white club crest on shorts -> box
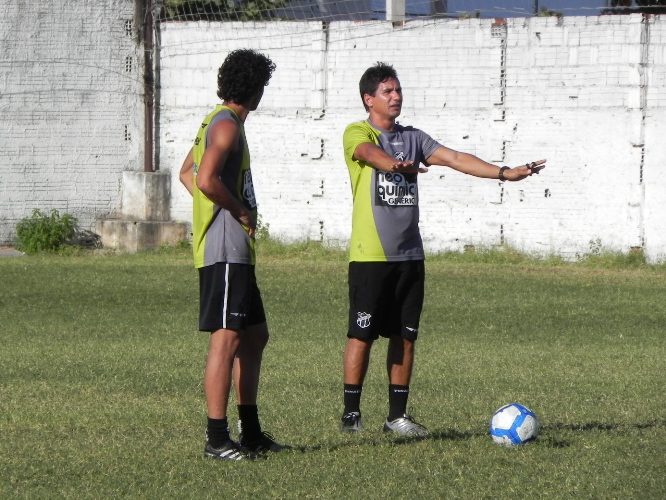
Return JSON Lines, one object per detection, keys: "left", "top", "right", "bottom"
{"left": 356, "top": 311, "right": 372, "bottom": 329}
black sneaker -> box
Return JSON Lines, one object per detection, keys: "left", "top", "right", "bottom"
{"left": 204, "top": 437, "right": 245, "bottom": 461}
{"left": 240, "top": 431, "right": 289, "bottom": 454}
{"left": 340, "top": 411, "right": 362, "bottom": 433}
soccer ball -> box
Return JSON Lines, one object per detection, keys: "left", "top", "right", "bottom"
{"left": 489, "top": 403, "right": 539, "bottom": 446}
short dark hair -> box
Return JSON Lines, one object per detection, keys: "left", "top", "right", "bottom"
{"left": 217, "top": 49, "right": 276, "bottom": 104}
{"left": 359, "top": 62, "right": 398, "bottom": 111}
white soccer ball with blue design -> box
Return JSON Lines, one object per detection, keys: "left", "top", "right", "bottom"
{"left": 489, "top": 403, "right": 539, "bottom": 446}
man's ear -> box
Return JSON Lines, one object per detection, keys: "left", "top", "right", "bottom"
{"left": 363, "top": 92, "right": 373, "bottom": 109}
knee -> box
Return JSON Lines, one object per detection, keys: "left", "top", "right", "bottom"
{"left": 346, "top": 337, "right": 373, "bottom": 356}
{"left": 210, "top": 328, "right": 241, "bottom": 355}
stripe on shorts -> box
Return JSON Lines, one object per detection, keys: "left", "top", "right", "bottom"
{"left": 222, "top": 263, "right": 230, "bottom": 329}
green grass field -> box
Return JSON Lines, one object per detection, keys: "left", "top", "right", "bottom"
{"left": 1, "top": 244, "right": 665, "bottom": 498}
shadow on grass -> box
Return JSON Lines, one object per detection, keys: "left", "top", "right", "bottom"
{"left": 287, "top": 428, "right": 484, "bottom": 454}
{"left": 544, "top": 419, "right": 665, "bottom": 432}
{"left": 285, "top": 419, "right": 666, "bottom": 454}
{"left": 538, "top": 418, "right": 666, "bottom": 448}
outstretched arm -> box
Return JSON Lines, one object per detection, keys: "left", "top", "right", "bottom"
{"left": 426, "top": 146, "right": 545, "bottom": 181}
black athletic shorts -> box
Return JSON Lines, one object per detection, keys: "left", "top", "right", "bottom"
{"left": 347, "top": 260, "right": 425, "bottom": 342}
{"left": 198, "top": 262, "right": 266, "bottom": 332}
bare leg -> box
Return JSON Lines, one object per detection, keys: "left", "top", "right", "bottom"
{"left": 344, "top": 337, "right": 372, "bottom": 385}
{"left": 387, "top": 336, "right": 414, "bottom": 386}
{"left": 204, "top": 328, "right": 241, "bottom": 419}
{"left": 233, "top": 322, "right": 269, "bottom": 404}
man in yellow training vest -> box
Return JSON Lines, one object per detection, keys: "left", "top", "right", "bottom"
{"left": 340, "top": 62, "right": 546, "bottom": 436}
{"left": 180, "top": 49, "right": 285, "bottom": 460}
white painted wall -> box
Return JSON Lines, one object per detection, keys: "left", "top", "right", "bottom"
{"left": 161, "top": 14, "right": 666, "bottom": 262}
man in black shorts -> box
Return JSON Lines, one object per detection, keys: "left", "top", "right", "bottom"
{"left": 341, "top": 62, "right": 546, "bottom": 436}
{"left": 180, "top": 49, "right": 285, "bottom": 460}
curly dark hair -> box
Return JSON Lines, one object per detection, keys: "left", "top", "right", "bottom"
{"left": 359, "top": 62, "right": 398, "bottom": 111}
{"left": 217, "top": 49, "right": 276, "bottom": 104}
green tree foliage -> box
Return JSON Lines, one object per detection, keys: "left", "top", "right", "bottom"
{"left": 162, "top": 0, "right": 288, "bottom": 21}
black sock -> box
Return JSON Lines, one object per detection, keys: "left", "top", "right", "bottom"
{"left": 343, "top": 384, "right": 363, "bottom": 414}
{"left": 237, "top": 404, "right": 262, "bottom": 441}
{"left": 207, "top": 417, "right": 230, "bottom": 448}
{"left": 388, "top": 384, "right": 409, "bottom": 421}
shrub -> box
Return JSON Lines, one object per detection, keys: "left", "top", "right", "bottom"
{"left": 15, "top": 209, "right": 77, "bottom": 254}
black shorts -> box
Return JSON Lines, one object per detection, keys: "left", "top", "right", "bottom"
{"left": 198, "top": 262, "right": 266, "bottom": 332}
{"left": 347, "top": 260, "right": 425, "bottom": 342}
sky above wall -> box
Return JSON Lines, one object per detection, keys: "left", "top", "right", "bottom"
{"left": 367, "top": 0, "right": 613, "bottom": 18}
{"left": 271, "top": 1, "right": 621, "bottom": 21}
{"left": 447, "top": 0, "right": 607, "bottom": 17}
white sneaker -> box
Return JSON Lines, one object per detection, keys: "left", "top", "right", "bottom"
{"left": 383, "top": 414, "right": 429, "bottom": 437}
